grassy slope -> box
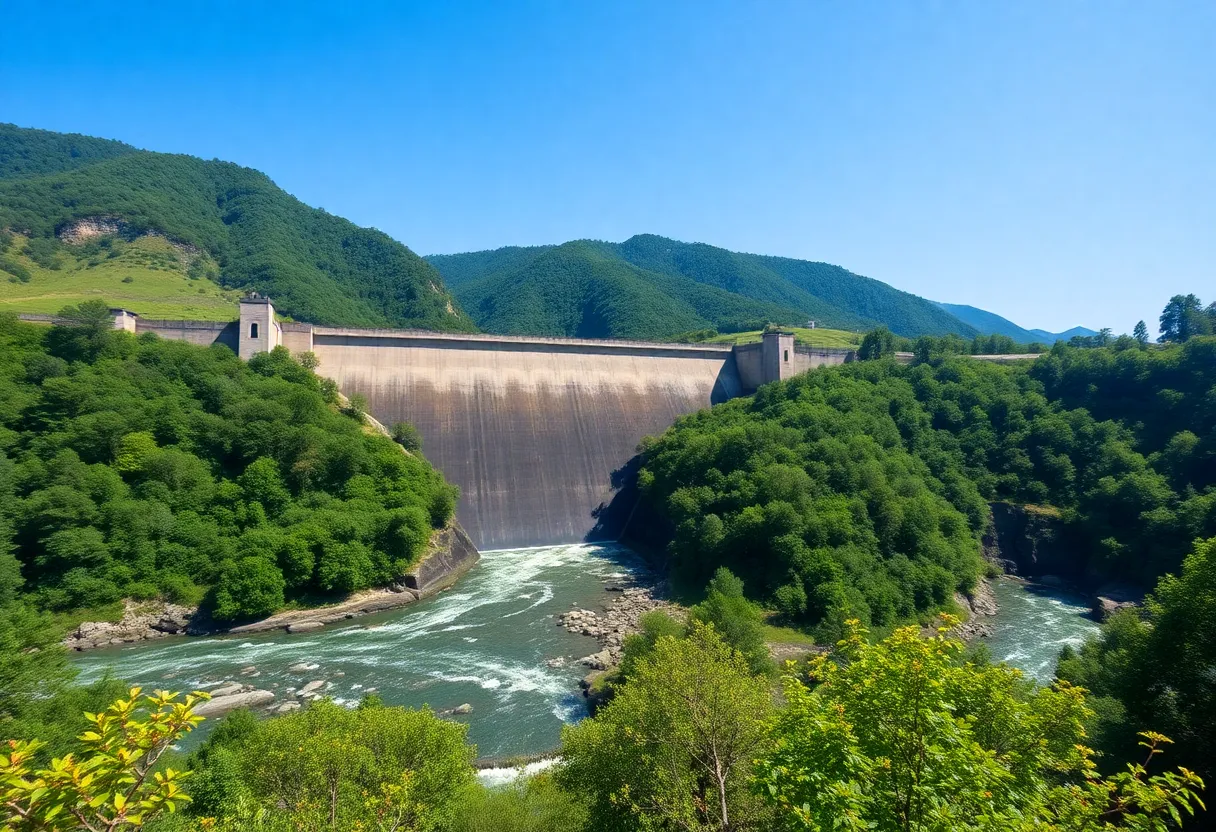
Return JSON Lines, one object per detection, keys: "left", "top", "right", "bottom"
{"left": 703, "top": 325, "right": 861, "bottom": 348}
{"left": 0, "top": 123, "right": 474, "bottom": 331}
{"left": 0, "top": 233, "right": 240, "bottom": 319}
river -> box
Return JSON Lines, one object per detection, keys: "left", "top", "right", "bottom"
{"left": 980, "top": 578, "right": 1101, "bottom": 683}
{"left": 72, "top": 548, "right": 1102, "bottom": 757}
{"left": 73, "top": 543, "right": 639, "bottom": 758}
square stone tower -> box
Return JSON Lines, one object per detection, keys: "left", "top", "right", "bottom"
{"left": 239, "top": 292, "right": 282, "bottom": 360}
{"left": 761, "top": 330, "right": 795, "bottom": 384}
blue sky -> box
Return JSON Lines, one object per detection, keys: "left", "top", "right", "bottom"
{"left": 1, "top": 1, "right": 1212, "bottom": 333}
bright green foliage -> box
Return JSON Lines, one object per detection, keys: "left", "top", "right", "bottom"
{"left": 858, "top": 326, "right": 896, "bottom": 359}
{"left": 639, "top": 341, "right": 1216, "bottom": 626}
{"left": 0, "top": 315, "right": 457, "bottom": 621}
{"left": 1059, "top": 538, "right": 1216, "bottom": 796}
{"left": 184, "top": 699, "right": 474, "bottom": 831}
{"left": 428, "top": 234, "right": 977, "bottom": 340}
{"left": 450, "top": 775, "right": 587, "bottom": 832}
{"left": 558, "top": 622, "right": 776, "bottom": 832}
{"left": 0, "top": 124, "right": 473, "bottom": 331}
{"left": 1158, "top": 294, "right": 1214, "bottom": 342}
{"left": 756, "top": 620, "right": 1204, "bottom": 831}
{"left": 616, "top": 610, "right": 687, "bottom": 684}
{"left": 689, "top": 568, "right": 772, "bottom": 676}
{"left": 1, "top": 687, "right": 204, "bottom": 831}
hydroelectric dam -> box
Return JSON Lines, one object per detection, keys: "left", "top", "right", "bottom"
{"left": 38, "top": 296, "right": 859, "bottom": 549}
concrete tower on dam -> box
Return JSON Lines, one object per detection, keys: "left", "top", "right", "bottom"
{"left": 37, "top": 298, "right": 856, "bottom": 550}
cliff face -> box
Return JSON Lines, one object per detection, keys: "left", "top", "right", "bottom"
{"left": 404, "top": 521, "right": 480, "bottom": 595}
{"left": 982, "top": 502, "right": 1080, "bottom": 581}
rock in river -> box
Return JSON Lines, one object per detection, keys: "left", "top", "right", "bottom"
{"left": 287, "top": 621, "right": 324, "bottom": 634}
{"left": 194, "top": 690, "right": 274, "bottom": 717}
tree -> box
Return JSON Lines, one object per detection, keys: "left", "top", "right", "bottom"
{"left": 1158, "top": 294, "right": 1210, "bottom": 342}
{"left": 558, "top": 622, "right": 775, "bottom": 832}
{"left": 210, "top": 557, "right": 286, "bottom": 621}
{"left": 756, "top": 618, "right": 1204, "bottom": 831}
{"left": 858, "top": 327, "right": 896, "bottom": 360}
{"left": 44, "top": 300, "right": 117, "bottom": 362}
{"left": 392, "top": 422, "right": 424, "bottom": 453}
{"left": 1, "top": 688, "right": 203, "bottom": 831}
{"left": 1132, "top": 320, "right": 1149, "bottom": 346}
{"left": 690, "top": 568, "right": 772, "bottom": 676}
{"left": 1059, "top": 537, "right": 1216, "bottom": 791}
{"left": 190, "top": 699, "right": 474, "bottom": 831}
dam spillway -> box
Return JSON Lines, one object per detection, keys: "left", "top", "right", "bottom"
{"left": 310, "top": 330, "right": 744, "bottom": 549}
{"left": 40, "top": 297, "right": 858, "bottom": 551}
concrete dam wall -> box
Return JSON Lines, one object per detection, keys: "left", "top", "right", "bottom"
{"left": 311, "top": 329, "right": 744, "bottom": 549}
{"left": 31, "top": 299, "right": 858, "bottom": 550}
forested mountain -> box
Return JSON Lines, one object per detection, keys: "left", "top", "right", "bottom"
{"left": 935, "top": 301, "right": 1096, "bottom": 343}
{"left": 429, "top": 234, "right": 978, "bottom": 340}
{"left": 0, "top": 123, "right": 474, "bottom": 331}
{"left": 443, "top": 240, "right": 817, "bottom": 339}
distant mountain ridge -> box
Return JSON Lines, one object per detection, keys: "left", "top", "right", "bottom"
{"left": 0, "top": 123, "right": 474, "bottom": 331}
{"left": 934, "top": 301, "right": 1095, "bottom": 343}
{"left": 430, "top": 234, "right": 977, "bottom": 340}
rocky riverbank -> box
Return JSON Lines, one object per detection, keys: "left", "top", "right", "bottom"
{"left": 65, "top": 521, "right": 479, "bottom": 650}
{"left": 952, "top": 579, "right": 1000, "bottom": 640}
{"left": 556, "top": 583, "right": 685, "bottom": 668}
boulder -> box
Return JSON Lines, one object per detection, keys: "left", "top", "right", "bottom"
{"left": 453, "top": 703, "right": 473, "bottom": 715}
{"left": 275, "top": 702, "right": 301, "bottom": 714}
{"left": 287, "top": 621, "right": 324, "bottom": 634}
{"left": 298, "top": 680, "right": 326, "bottom": 696}
{"left": 194, "top": 690, "right": 274, "bottom": 717}
{"left": 287, "top": 662, "right": 317, "bottom": 673}
{"left": 209, "top": 683, "right": 244, "bottom": 697}
{"left": 579, "top": 650, "right": 612, "bottom": 670}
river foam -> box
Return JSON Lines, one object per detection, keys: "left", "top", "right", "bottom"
{"left": 72, "top": 543, "right": 645, "bottom": 758}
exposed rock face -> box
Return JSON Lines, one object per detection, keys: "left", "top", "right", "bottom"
{"left": 64, "top": 601, "right": 195, "bottom": 650}
{"left": 286, "top": 621, "right": 324, "bottom": 633}
{"left": 56, "top": 216, "right": 129, "bottom": 243}
{"left": 1091, "top": 584, "right": 1143, "bottom": 620}
{"left": 403, "top": 522, "right": 479, "bottom": 595}
{"left": 952, "top": 580, "right": 999, "bottom": 641}
{"left": 558, "top": 584, "right": 686, "bottom": 665}
{"left": 983, "top": 503, "right": 1080, "bottom": 581}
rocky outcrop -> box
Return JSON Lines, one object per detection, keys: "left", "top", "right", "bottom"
{"left": 402, "top": 522, "right": 480, "bottom": 595}
{"left": 952, "top": 580, "right": 999, "bottom": 640}
{"left": 558, "top": 584, "right": 685, "bottom": 665}
{"left": 1091, "top": 584, "right": 1143, "bottom": 621}
{"left": 64, "top": 601, "right": 195, "bottom": 650}
{"left": 983, "top": 502, "right": 1080, "bottom": 581}
{"left": 56, "top": 216, "right": 130, "bottom": 243}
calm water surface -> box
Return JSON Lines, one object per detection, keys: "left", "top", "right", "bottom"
{"left": 73, "top": 543, "right": 639, "bottom": 758}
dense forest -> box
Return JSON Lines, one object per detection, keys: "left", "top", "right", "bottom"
{"left": 0, "top": 123, "right": 474, "bottom": 331}
{"left": 637, "top": 335, "right": 1216, "bottom": 633}
{"left": 428, "top": 234, "right": 982, "bottom": 340}
{"left": 0, "top": 304, "right": 458, "bottom": 623}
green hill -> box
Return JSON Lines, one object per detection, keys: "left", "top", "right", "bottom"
{"left": 446, "top": 240, "right": 815, "bottom": 339}
{"left": 934, "top": 301, "right": 1095, "bottom": 343}
{"left": 0, "top": 123, "right": 474, "bottom": 331}
{"left": 430, "top": 234, "right": 977, "bottom": 340}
